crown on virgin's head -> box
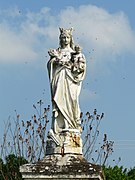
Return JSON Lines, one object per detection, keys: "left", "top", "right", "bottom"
{"left": 59, "top": 27, "right": 73, "bottom": 36}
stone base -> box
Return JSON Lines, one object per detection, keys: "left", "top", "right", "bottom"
{"left": 20, "top": 154, "right": 105, "bottom": 180}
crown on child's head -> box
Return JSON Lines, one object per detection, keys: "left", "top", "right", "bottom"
{"left": 59, "top": 27, "right": 73, "bottom": 36}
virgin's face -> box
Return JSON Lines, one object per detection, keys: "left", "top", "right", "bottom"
{"left": 60, "top": 34, "right": 71, "bottom": 46}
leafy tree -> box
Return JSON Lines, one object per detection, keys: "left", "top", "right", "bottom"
{"left": 103, "top": 165, "right": 130, "bottom": 180}
{"left": 0, "top": 158, "right": 5, "bottom": 180}
{"left": 0, "top": 154, "right": 27, "bottom": 180}
{"left": 128, "top": 167, "right": 135, "bottom": 179}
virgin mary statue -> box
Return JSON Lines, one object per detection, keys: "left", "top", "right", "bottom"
{"left": 47, "top": 28, "right": 86, "bottom": 138}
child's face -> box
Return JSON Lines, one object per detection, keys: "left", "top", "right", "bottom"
{"left": 75, "top": 46, "right": 81, "bottom": 53}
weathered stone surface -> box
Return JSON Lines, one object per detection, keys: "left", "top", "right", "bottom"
{"left": 20, "top": 155, "right": 105, "bottom": 180}
{"left": 46, "top": 129, "right": 83, "bottom": 156}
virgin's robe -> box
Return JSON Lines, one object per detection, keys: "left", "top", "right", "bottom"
{"left": 47, "top": 48, "right": 86, "bottom": 133}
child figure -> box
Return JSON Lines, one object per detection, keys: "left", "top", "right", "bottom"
{"left": 71, "top": 45, "right": 85, "bottom": 74}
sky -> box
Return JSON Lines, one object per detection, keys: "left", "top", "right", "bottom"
{"left": 0, "top": 0, "right": 135, "bottom": 168}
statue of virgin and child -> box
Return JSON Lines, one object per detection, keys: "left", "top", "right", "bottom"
{"left": 47, "top": 28, "right": 86, "bottom": 147}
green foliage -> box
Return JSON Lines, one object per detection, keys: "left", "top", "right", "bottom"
{"left": 128, "top": 167, "right": 135, "bottom": 180}
{"left": 103, "top": 165, "right": 132, "bottom": 180}
{"left": 0, "top": 154, "right": 27, "bottom": 180}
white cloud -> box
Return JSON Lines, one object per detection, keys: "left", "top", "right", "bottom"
{"left": 0, "top": 24, "right": 38, "bottom": 63}
{"left": 0, "top": 5, "right": 135, "bottom": 65}
{"left": 58, "top": 5, "right": 135, "bottom": 61}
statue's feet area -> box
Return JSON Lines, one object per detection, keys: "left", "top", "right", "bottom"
{"left": 46, "top": 129, "right": 83, "bottom": 156}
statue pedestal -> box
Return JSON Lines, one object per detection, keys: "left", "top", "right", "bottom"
{"left": 20, "top": 129, "right": 105, "bottom": 180}
{"left": 20, "top": 154, "right": 105, "bottom": 180}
